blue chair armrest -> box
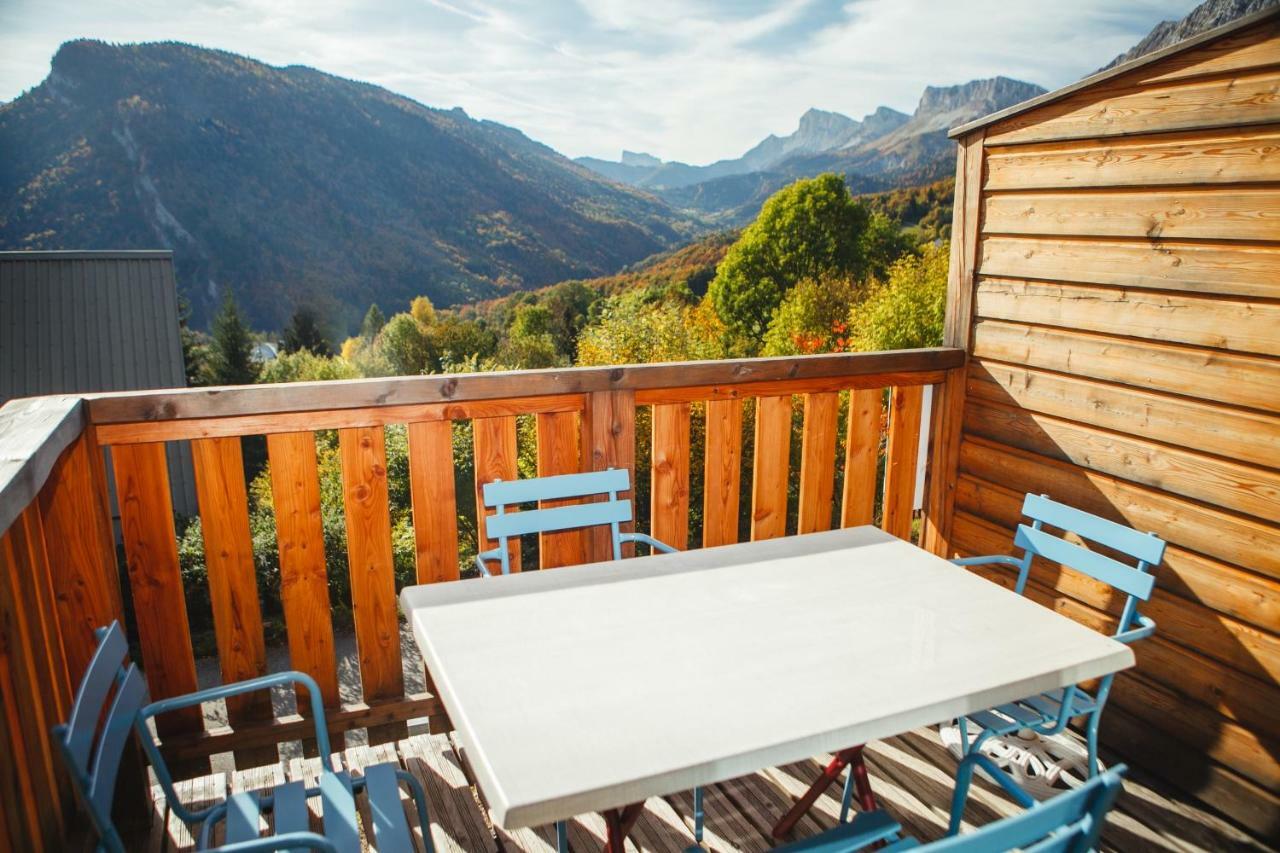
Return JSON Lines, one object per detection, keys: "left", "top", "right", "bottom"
{"left": 1114, "top": 614, "right": 1156, "bottom": 644}
{"left": 620, "top": 532, "right": 678, "bottom": 554}
{"left": 475, "top": 548, "right": 507, "bottom": 577}
{"left": 951, "top": 554, "right": 1023, "bottom": 569}
{"left": 138, "top": 671, "right": 332, "bottom": 825}
{"left": 205, "top": 832, "right": 340, "bottom": 852}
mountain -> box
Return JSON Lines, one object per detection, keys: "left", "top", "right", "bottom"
{"left": 0, "top": 41, "right": 699, "bottom": 329}
{"left": 627, "top": 77, "right": 1044, "bottom": 225}
{"left": 1101, "top": 0, "right": 1277, "bottom": 70}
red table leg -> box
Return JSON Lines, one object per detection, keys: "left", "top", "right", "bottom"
{"left": 771, "top": 745, "right": 876, "bottom": 840}
{"left": 603, "top": 802, "right": 645, "bottom": 852}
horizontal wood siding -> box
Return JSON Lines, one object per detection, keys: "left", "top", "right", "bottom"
{"left": 943, "top": 15, "right": 1280, "bottom": 839}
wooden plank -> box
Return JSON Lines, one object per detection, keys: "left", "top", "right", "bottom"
{"left": 984, "top": 67, "right": 1280, "bottom": 146}
{"left": 983, "top": 126, "right": 1280, "bottom": 190}
{"left": 0, "top": 395, "right": 84, "bottom": 538}
{"left": 921, "top": 369, "right": 965, "bottom": 556}
{"left": 583, "top": 390, "right": 636, "bottom": 562}
{"left": 190, "top": 438, "right": 270, "bottom": 728}
{"left": 750, "top": 395, "right": 792, "bottom": 541}
{"left": 86, "top": 349, "right": 965, "bottom": 424}
{"left": 535, "top": 410, "right": 586, "bottom": 569}
{"left": 840, "top": 388, "right": 882, "bottom": 528}
{"left": 977, "top": 236, "right": 1280, "bottom": 300}
{"left": 1137, "top": 17, "right": 1280, "bottom": 85}
{"left": 882, "top": 386, "right": 924, "bottom": 541}
{"left": 399, "top": 733, "right": 498, "bottom": 853}
{"left": 0, "top": 634, "right": 45, "bottom": 852}
{"left": 702, "top": 398, "right": 743, "bottom": 549}
{"left": 797, "top": 393, "right": 839, "bottom": 534}
{"left": 95, "top": 394, "right": 585, "bottom": 446}
{"left": 944, "top": 129, "right": 986, "bottom": 350}
{"left": 957, "top": 436, "right": 1280, "bottom": 581}
{"left": 111, "top": 441, "right": 202, "bottom": 736}
{"left": 36, "top": 431, "right": 122, "bottom": 682}
{"left": 338, "top": 426, "right": 405, "bottom": 743}
{"left": 650, "top": 403, "right": 691, "bottom": 550}
{"left": 982, "top": 187, "right": 1280, "bottom": 242}
{"left": 473, "top": 416, "right": 521, "bottom": 573}
{"left": 635, "top": 369, "right": 948, "bottom": 405}
{"left": 965, "top": 398, "right": 1280, "bottom": 522}
{"left": 972, "top": 318, "right": 1280, "bottom": 413}
{"left": 407, "top": 420, "right": 460, "bottom": 584}
{"left": 968, "top": 361, "right": 1280, "bottom": 469}
{"left": 266, "top": 432, "right": 340, "bottom": 708}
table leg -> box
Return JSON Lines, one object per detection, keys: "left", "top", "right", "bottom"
{"left": 771, "top": 745, "right": 876, "bottom": 840}
{"left": 603, "top": 802, "right": 645, "bottom": 852}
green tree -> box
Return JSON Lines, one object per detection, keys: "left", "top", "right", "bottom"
{"left": 360, "top": 303, "right": 386, "bottom": 339}
{"left": 708, "top": 173, "right": 870, "bottom": 341}
{"left": 259, "top": 349, "right": 360, "bottom": 383}
{"left": 431, "top": 316, "right": 497, "bottom": 367}
{"left": 762, "top": 274, "right": 860, "bottom": 356}
{"left": 177, "top": 295, "right": 208, "bottom": 386}
{"left": 849, "top": 241, "right": 949, "bottom": 352}
{"left": 379, "top": 312, "right": 434, "bottom": 375}
{"left": 205, "top": 292, "right": 259, "bottom": 385}
{"left": 282, "top": 306, "right": 333, "bottom": 356}
{"left": 410, "top": 295, "right": 436, "bottom": 327}
{"left": 495, "top": 303, "right": 562, "bottom": 369}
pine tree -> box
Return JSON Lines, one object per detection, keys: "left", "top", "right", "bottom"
{"left": 360, "top": 303, "right": 386, "bottom": 340}
{"left": 283, "top": 306, "right": 333, "bottom": 356}
{"left": 206, "top": 292, "right": 260, "bottom": 385}
{"left": 177, "top": 295, "right": 208, "bottom": 386}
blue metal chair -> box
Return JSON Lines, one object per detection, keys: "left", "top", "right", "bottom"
{"left": 473, "top": 467, "right": 698, "bottom": 851}
{"left": 946, "top": 493, "right": 1165, "bottom": 793}
{"left": 474, "top": 467, "right": 677, "bottom": 577}
{"left": 54, "top": 621, "right": 434, "bottom": 852}
{"left": 773, "top": 755, "right": 1127, "bottom": 852}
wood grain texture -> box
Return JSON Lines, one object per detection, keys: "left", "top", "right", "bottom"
{"left": 750, "top": 396, "right": 792, "bottom": 541}
{"left": 583, "top": 390, "right": 636, "bottom": 561}
{"left": 882, "top": 386, "right": 924, "bottom": 541}
{"left": 944, "top": 130, "right": 986, "bottom": 350}
{"left": 111, "top": 441, "right": 202, "bottom": 735}
{"left": 797, "top": 393, "right": 839, "bottom": 534}
{"left": 982, "top": 187, "right": 1280, "bottom": 242}
{"left": 635, "top": 369, "right": 949, "bottom": 405}
{"left": 0, "top": 395, "right": 84, "bottom": 538}
{"left": 266, "top": 432, "right": 339, "bottom": 708}
{"left": 702, "top": 399, "right": 743, "bottom": 548}
{"left": 841, "top": 388, "right": 882, "bottom": 528}
{"left": 36, "top": 431, "right": 122, "bottom": 682}
{"left": 978, "top": 236, "right": 1280, "bottom": 299}
{"left": 338, "top": 426, "right": 405, "bottom": 742}
{"left": 1133, "top": 16, "right": 1280, "bottom": 85}
{"left": 972, "top": 318, "right": 1280, "bottom": 413}
{"left": 921, "top": 370, "right": 966, "bottom": 556}
{"left": 535, "top": 410, "right": 587, "bottom": 568}
{"left": 473, "top": 416, "right": 521, "bottom": 572}
{"left": 984, "top": 68, "right": 1280, "bottom": 145}
{"left": 407, "top": 420, "right": 460, "bottom": 583}
{"left": 650, "top": 403, "right": 691, "bottom": 550}
{"left": 191, "top": 438, "right": 269, "bottom": 725}
{"left": 968, "top": 360, "right": 1280, "bottom": 469}
{"left": 983, "top": 126, "right": 1280, "bottom": 190}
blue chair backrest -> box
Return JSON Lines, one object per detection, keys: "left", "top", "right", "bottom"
{"left": 1013, "top": 494, "right": 1165, "bottom": 639}
{"left": 480, "top": 468, "right": 633, "bottom": 574}
{"left": 52, "top": 621, "right": 146, "bottom": 853}
{"left": 927, "top": 764, "right": 1125, "bottom": 852}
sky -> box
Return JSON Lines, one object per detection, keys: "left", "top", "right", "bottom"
{"left": 0, "top": 0, "right": 1202, "bottom": 164}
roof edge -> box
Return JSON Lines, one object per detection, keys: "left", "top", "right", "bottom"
{"left": 948, "top": 5, "right": 1280, "bottom": 139}
{"left": 0, "top": 250, "right": 174, "bottom": 260}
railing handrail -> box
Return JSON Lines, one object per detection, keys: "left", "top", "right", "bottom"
{"left": 0, "top": 394, "right": 87, "bottom": 535}
{"left": 83, "top": 347, "right": 965, "bottom": 425}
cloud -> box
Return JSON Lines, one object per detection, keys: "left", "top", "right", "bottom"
{"left": 0, "top": 0, "right": 1201, "bottom": 163}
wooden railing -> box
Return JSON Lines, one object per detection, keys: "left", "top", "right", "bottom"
{"left": 0, "top": 347, "right": 964, "bottom": 850}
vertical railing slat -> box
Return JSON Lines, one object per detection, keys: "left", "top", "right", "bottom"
{"left": 584, "top": 391, "right": 637, "bottom": 561}
{"left": 473, "top": 416, "right": 521, "bottom": 572}
{"left": 266, "top": 432, "right": 341, "bottom": 716}
{"left": 751, "top": 395, "right": 792, "bottom": 541}
{"left": 883, "top": 385, "right": 925, "bottom": 540}
{"left": 702, "top": 399, "right": 743, "bottom": 548}
{"left": 536, "top": 411, "right": 587, "bottom": 568}
{"left": 338, "top": 426, "right": 405, "bottom": 744}
{"left": 191, "top": 437, "right": 272, "bottom": 766}
{"left": 651, "top": 403, "right": 692, "bottom": 551}
{"left": 841, "top": 388, "right": 883, "bottom": 528}
{"left": 407, "top": 420, "right": 460, "bottom": 583}
{"left": 111, "top": 442, "right": 203, "bottom": 737}
{"left": 798, "top": 392, "right": 840, "bottom": 534}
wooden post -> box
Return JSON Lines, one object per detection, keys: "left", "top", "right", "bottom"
{"left": 583, "top": 390, "right": 636, "bottom": 562}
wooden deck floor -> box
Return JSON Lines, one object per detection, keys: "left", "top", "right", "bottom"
{"left": 147, "top": 726, "right": 1267, "bottom": 853}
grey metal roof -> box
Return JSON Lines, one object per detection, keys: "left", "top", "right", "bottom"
{"left": 949, "top": 5, "right": 1280, "bottom": 139}
{"left": 0, "top": 250, "right": 196, "bottom": 514}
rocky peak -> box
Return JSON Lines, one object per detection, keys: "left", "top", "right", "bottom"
{"left": 621, "top": 150, "right": 662, "bottom": 167}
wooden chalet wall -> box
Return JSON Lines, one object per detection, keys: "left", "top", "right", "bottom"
{"left": 929, "top": 10, "right": 1280, "bottom": 839}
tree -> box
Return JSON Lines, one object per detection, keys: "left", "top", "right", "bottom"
{"left": 379, "top": 312, "right": 434, "bottom": 375}
{"left": 205, "top": 291, "right": 259, "bottom": 385}
{"left": 283, "top": 306, "right": 333, "bottom": 356}
{"left": 708, "top": 173, "right": 870, "bottom": 341}
{"left": 409, "top": 295, "right": 436, "bottom": 327}
{"left": 360, "top": 303, "right": 386, "bottom": 340}
{"left": 177, "top": 295, "right": 208, "bottom": 386}
{"left": 849, "top": 241, "right": 949, "bottom": 353}
{"left": 762, "top": 274, "right": 860, "bottom": 356}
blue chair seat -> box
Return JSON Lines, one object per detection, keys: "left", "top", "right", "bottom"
{"left": 967, "top": 686, "right": 1098, "bottom": 735}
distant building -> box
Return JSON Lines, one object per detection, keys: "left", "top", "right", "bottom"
{"left": 251, "top": 340, "right": 280, "bottom": 363}
{"left": 0, "top": 250, "right": 197, "bottom": 516}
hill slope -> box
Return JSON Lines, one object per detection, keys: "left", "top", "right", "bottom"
{"left": 0, "top": 41, "right": 698, "bottom": 329}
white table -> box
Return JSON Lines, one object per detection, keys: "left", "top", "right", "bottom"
{"left": 400, "top": 526, "right": 1132, "bottom": 844}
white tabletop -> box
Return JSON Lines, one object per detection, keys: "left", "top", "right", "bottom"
{"left": 400, "top": 526, "right": 1132, "bottom": 829}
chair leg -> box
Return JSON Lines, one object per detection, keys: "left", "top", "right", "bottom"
{"left": 1086, "top": 711, "right": 1101, "bottom": 779}
{"left": 771, "top": 746, "right": 874, "bottom": 840}
{"left": 692, "top": 786, "right": 704, "bottom": 845}
{"left": 556, "top": 820, "right": 568, "bottom": 853}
